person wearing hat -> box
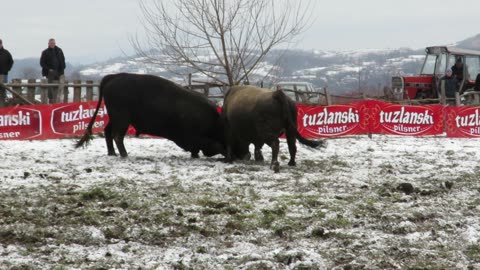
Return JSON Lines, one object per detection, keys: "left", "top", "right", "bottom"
{"left": 451, "top": 56, "right": 472, "bottom": 94}
{"left": 439, "top": 68, "right": 458, "bottom": 99}
{"left": 451, "top": 57, "right": 464, "bottom": 81}
{"left": 0, "top": 38, "right": 14, "bottom": 108}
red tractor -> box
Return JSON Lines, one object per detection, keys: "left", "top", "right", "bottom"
{"left": 390, "top": 46, "right": 480, "bottom": 101}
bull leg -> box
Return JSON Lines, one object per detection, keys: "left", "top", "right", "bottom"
{"left": 267, "top": 139, "right": 280, "bottom": 173}
{"left": 231, "top": 141, "right": 250, "bottom": 161}
{"left": 239, "top": 144, "right": 251, "bottom": 161}
{"left": 254, "top": 143, "right": 264, "bottom": 162}
{"left": 286, "top": 130, "right": 297, "bottom": 166}
{"left": 224, "top": 122, "right": 235, "bottom": 163}
{"left": 104, "top": 122, "right": 116, "bottom": 156}
{"left": 225, "top": 143, "right": 234, "bottom": 163}
{"left": 112, "top": 126, "right": 129, "bottom": 158}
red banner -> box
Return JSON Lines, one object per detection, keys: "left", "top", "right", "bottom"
{"left": 2, "top": 100, "right": 480, "bottom": 140}
{"left": 50, "top": 102, "right": 109, "bottom": 137}
{"left": 445, "top": 106, "right": 480, "bottom": 138}
{"left": 368, "top": 100, "right": 444, "bottom": 136}
{"left": 0, "top": 102, "right": 109, "bottom": 140}
{"left": 297, "top": 102, "right": 369, "bottom": 138}
{"left": 0, "top": 106, "right": 42, "bottom": 140}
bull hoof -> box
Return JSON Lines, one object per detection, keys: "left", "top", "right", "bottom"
{"left": 288, "top": 160, "right": 296, "bottom": 166}
{"left": 272, "top": 161, "right": 280, "bottom": 173}
{"left": 191, "top": 152, "right": 200, "bottom": 158}
{"left": 108, "top": 152, "right": 116, "bottom": 156}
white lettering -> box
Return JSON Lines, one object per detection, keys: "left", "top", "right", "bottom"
{"left": 303, "top": 108, "right": 360, "bottom": 127}
{"left": 393, "top": 125, "right": 421, "bottom": 133}
{"left": 470, "top": 127, "right": 480, "bottom": 135}
{"left": 380, "top": 107, "right": 433, "bottom": 125}
{"left": 0, "top": 131, "right": 21, "bottom": 139}
{"left": 0, "top": 111, "right": 31, "bottom": 127}
{"left": 61, "top": 105, "right": 107, "bottom": 123}
{"left": 318, "top": 125, "right": 348, "bottom": 134}
{"left": 72, "top": 120, "right": 105, "bottom": 133}
{"left": 455, "top": 109, "right": 480, "bottom": 127}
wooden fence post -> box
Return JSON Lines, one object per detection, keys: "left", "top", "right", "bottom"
{"left": 63, "top": 80, "right": 69, "bottom": 103}
{"left": 11, "top": 78, "right": 22, "bottom": 93}
{"left": 11, "top": 79, "right": 22, "bottom": 104}
{"left": 324, "top": 87, "right": 331, "bottom": 106}
{"left": 73, "top": 80, "right": 82, "bottom": 102}
{"left": 86, "top": 80, "right": 94, "bottom": 101}
{"left": 27, "top": 79, "right": 36, "bottom": 103}
{"left": 474, "top": 93, "right": 480, "bottom": 105}
{"left": 58, "top": 75, "right": 65, "bottom": 103}
{"left": 362, "top": 91, "right": 367, "bottom": 100}
{"left": 440, "top": 81, "right": 446, "bottom": 105}
{"left": 40, "top": 79, "right": 48, "bottom": 104}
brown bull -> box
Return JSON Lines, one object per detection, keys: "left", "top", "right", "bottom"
{"left": 222, "top": 85, "right": 323, "bottom": 172}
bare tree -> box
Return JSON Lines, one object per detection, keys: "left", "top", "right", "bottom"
{"left": 132, "top": 0, "right": 313, "bottom": 86}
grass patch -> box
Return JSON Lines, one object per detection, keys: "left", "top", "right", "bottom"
{"left": 323, "top": 216, "right": 351, "bottom": 229}
{"left": 465, "top": 244, "right": 480, "bottom": 261}
{"left": 260, "top": 205, "right": 287, "bottom": 228}
{"left": 80, "top": 187, "right": 119, "bottom": 201}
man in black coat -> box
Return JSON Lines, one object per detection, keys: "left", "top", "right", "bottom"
{"left": 0, "top": 38, "right": 14, "bottom": 107}
{"left": 40, "top": 38, "right": 66, "bottom": 103}
{"left": 439, "top": 68, "right": 458, "bottom": 101}
{"left": 451, "top": 57, "right": 464, "bottom": 81}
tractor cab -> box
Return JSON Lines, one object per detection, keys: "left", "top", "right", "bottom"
{"left": 391, "top": 46, "right": 480, "bottom": 101}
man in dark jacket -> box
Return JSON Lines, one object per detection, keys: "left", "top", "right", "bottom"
{"left": 451, "top": 57, "right": 464, "bottom": 81}
{"left": 439, "top": 68, "right": 458, "bottom": 101}
{"left": 40, "top": 38, "right": 66, "bottom": 103}
{"left": 0, "top": 38, "right": 14, "bottom": 107}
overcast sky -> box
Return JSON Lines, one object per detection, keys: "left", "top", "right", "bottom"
{"left": 1, "top": 0, "right": 479, "bottom": 65}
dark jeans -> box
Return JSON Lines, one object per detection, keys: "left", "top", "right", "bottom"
{"left": 47, "top": 70, "right": 60, "bottom": 103}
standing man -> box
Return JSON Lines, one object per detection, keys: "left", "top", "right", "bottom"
{"left": 0, "top": 38, "right": 14, "bottom": 108}
{"left": 439, "top": 68, "right": 458, "bottom": 103}
{"left": 40, "top": 38, "right": 66, "bottom": 104}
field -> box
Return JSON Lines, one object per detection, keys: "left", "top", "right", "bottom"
{"left": 0, "top": 135, "right": 479, "bottom": 269}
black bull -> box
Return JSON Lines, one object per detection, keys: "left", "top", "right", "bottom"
{"left": 76, "top": 73, "right": 226, "bottom": 158}
{"left": 223, "top": 86, "right": 323, "bottom": 172}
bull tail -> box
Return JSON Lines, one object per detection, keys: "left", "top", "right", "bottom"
{"left": 75, "top": 75, "right": 108, "bottom": 148}
{"left": 273, "top": 90, "right": 324, "bottom": 148}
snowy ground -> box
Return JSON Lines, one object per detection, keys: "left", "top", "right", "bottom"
{"left": 0, "top": 135, "right": 479, "bottom": 269}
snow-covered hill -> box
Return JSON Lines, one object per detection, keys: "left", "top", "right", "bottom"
{"left": 77, "top": 48, "right": 426, "bottom": 94}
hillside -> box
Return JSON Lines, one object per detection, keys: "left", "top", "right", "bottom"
{"left": 9, "top": 33, "right": 480, "bottom": 95}
{"left": 74, "top": 48, "right": 425, "bottom": 95}
{"left": 457, "top": 34, "right": 480, "bottom": 50}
